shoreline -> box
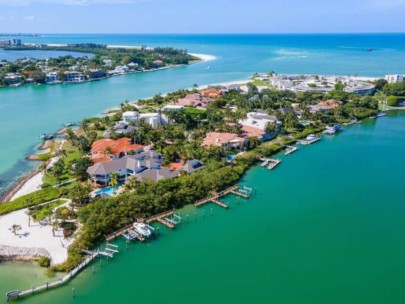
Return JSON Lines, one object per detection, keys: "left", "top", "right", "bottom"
{"left": 0, "top": 71, "right": 383, "bottom": 202}
{"left": 0, "top": 201, "right": 72, "bottom": 265}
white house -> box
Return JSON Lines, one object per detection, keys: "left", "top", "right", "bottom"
{"left": 239, "top": 112, "right": 279, "bottom": 130}
{"left": 122, "top": 111, "right": 168, "bottom": 129}
{"left": 63, "top": 71, "right": 85, "bottom": 82}
{"left": 238, "top": 112, "right": 280, "bottom": 141}
{"left": 114, "top": 65, "right": 130, "bottom": 74}
{"left": 45, "top": 72, "right": 60, "bottom": 84}
{"left": 385, "top": 74, "right": 405, "bottom": 84}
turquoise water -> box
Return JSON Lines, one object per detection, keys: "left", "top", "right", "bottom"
{"left": 94, "top": 184, "right": 123, "bottom": 197}
{"left": 0, "top": 49, "right": 93, "bottom": 61}
{"left": 1, "top": 34, "right": 405, "bottom": 196}
{"left": 1, "top": 112, "right": 405, "bottom": 304}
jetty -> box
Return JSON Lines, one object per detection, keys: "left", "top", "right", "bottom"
{"left": 6, "top": 246, "right": 118, "bottom": 302}
{"left": 285, "top": 145, "right": 298, "bottom": 155}
{"left": 194, "top": 185, "right": 252, "bottom": 208}
{"left": 106, "top": 210, "right": 182, "bottom": 241}
{"left": 267, "top": 158, "right": 281, "bottom": 170}
{"left": 106, "top": 223, "right": 147, "bottom": 241}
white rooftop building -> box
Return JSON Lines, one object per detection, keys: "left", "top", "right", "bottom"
{"left": 238, "top": 112, "right": 279, "bottom": 130}
{"left": 122, "top": 111, "right": 168, "bottom": 129}
{"left": 385, "top": 75, "right": 405, "bottom": 84}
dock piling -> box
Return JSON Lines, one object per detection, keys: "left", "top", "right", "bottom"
{"left": 210, "top": 208, "right": 213, "bottom": 216}
{"left": 186, "top": 214, "right": 189, "bottom": 223}
{"left": 72, "top": 288, "right": 75, "bottom": 299}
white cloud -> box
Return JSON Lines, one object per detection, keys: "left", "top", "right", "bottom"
{"left": 0, "top": 0, "right": 150, "bottom": 6}
{"left": 22, "top": 15, "right": 35, "bottom": 20}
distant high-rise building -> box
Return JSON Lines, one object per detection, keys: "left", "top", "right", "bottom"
{"left": 385, "top": 74, "right": 405, "bottom": 84}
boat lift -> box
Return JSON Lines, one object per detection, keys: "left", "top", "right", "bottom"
{"left": 164, "top": 213, "right": 182, "bottom": 225}
{"left": 238, "top": 186, "right": 252, "bottom": 197}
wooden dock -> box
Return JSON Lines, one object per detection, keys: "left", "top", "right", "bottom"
{"left": 267, "top": 159, "right": 281, "bottom": 170}
{"left": 194, "top": 184, "right": 252, "bottom": 208}
{"left": 156, "top": 217, "right": 175, "bottom": 229}
{"left": 6, "top": 250, "right": 100, "bottom": 302}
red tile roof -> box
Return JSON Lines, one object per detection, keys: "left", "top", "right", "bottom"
{"left": 241, "top": 125, "right": 265, "bottom": 138}
{"left": 91, "top": 137, "right": 143, "bottom": 163}
{"left": 201, "top": 132, "right": 245, "bottom": 147}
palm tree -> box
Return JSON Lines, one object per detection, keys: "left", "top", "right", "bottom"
{"left": 109, "top": 172, "right": 119, "bottom": 190}
{"left": 103, "top": 146, "right": 114, "bottom": 158}
{"left": 9, "top": 224, "right": 22, "bottom": 235}
{"left": 39, "top": 161, "right": 48, "bottom": 173}
{"left": 125, "top": 176, "right": 138, "bottom": 192}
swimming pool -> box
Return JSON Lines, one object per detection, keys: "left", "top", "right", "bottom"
{"left": 95, "top": 184, "right": 123, "bottom": 197}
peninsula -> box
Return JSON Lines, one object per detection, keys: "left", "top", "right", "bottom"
{"left": 0, "top": 43, "right": 199, "bottom": 87}
{"left": 2, "top": 72, "right": 404, "bottom": 276}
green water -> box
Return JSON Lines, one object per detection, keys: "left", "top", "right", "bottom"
{"left": 2, "top": 112, "right": 405, "bottom": 304}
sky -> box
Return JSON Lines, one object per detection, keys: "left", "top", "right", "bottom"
{"left": 0, "top": 0, "right": 404, "bottom": 33}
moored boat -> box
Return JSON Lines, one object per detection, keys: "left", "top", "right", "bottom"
{"left": 133, "top": 222, "right": 152, "bottom": 238}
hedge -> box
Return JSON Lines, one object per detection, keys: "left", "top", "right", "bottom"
{"left": 0, "top": 187, "right": 61, "bottom": 215}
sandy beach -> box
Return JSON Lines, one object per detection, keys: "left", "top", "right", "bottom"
{"left": 189, "top": 53, "right": 217, "bottom": 62}
{"left": 10, "top": 172, "right": 44, "bottom": 201}
{"left": 9, "top": 157, "right": 58, "bottom": 202}
{"left": 0, "top": 201, "right": 72, "bottom": 264}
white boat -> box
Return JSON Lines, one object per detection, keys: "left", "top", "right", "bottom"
{"left": 377, "top": 111, "right": 387, "bottom": 118}
{"left": 133, "top": 222, "right": 152, "bottom": 238}
{"left": 323, "top": 126, "right": 336, "bottom": 135}
{"left": 298, "top": 134, "right": 321, "bottom": 145}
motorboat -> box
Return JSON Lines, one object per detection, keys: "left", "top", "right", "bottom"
{"left": 133, "top": 222, "right": 152, "bottom": 238}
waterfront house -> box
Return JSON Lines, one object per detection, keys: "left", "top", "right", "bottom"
{"left": 3, "top": 73, "right": 22, "bottom": 85}
{"left": 45, "top": 72, "right": 60, "bottom": 84}
{"left": 113, "top": 65, "right": 130, "bottom": 74}
{"left": 122, "top": 111, "right": 168, "bottom": 129}
{"left": 87, "top": 150, "right": 162, "bottom": 186}
{"left": 201, "top": 132, "right": 246, "bottom": 149}
{"left": 89, "top": 69, "right": 106, "bottom": 79}
{"left": 90, "top": 137, "right": 144, "bottom": 164}
{"left": 63, "top": 71, "right": 86, "bottom": 83}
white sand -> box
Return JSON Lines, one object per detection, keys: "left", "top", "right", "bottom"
{"left": 0, "top": 202, "right": 72, "bottom": 264}
{"left": 10, "top": 157, "right": 58, "bottom": 201}
{"left": 107, "top": 45, "right": 143, "bottom": 50}
{"left": 189, "top": 53, "right": 217, "bottom": 62}
{"left": 10, "top": 172, "right": 44, "bottom": 201}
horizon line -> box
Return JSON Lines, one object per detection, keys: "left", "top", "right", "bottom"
{"left": 1, "top": 32, "right": 405, "bottom": 35}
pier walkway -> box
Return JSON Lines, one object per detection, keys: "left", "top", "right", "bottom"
{"left": 194, "top": 185, "right": 252, "bottom": 208}
{"left": 267, "top": 159, "right": 281, "bottom": 170}
{"left": 6, "top": 249, "right": 105, "bottom": 302}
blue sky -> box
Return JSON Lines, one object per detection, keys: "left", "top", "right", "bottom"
{"left": 0, "top": 0, "right": 404, "bottom": 33}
